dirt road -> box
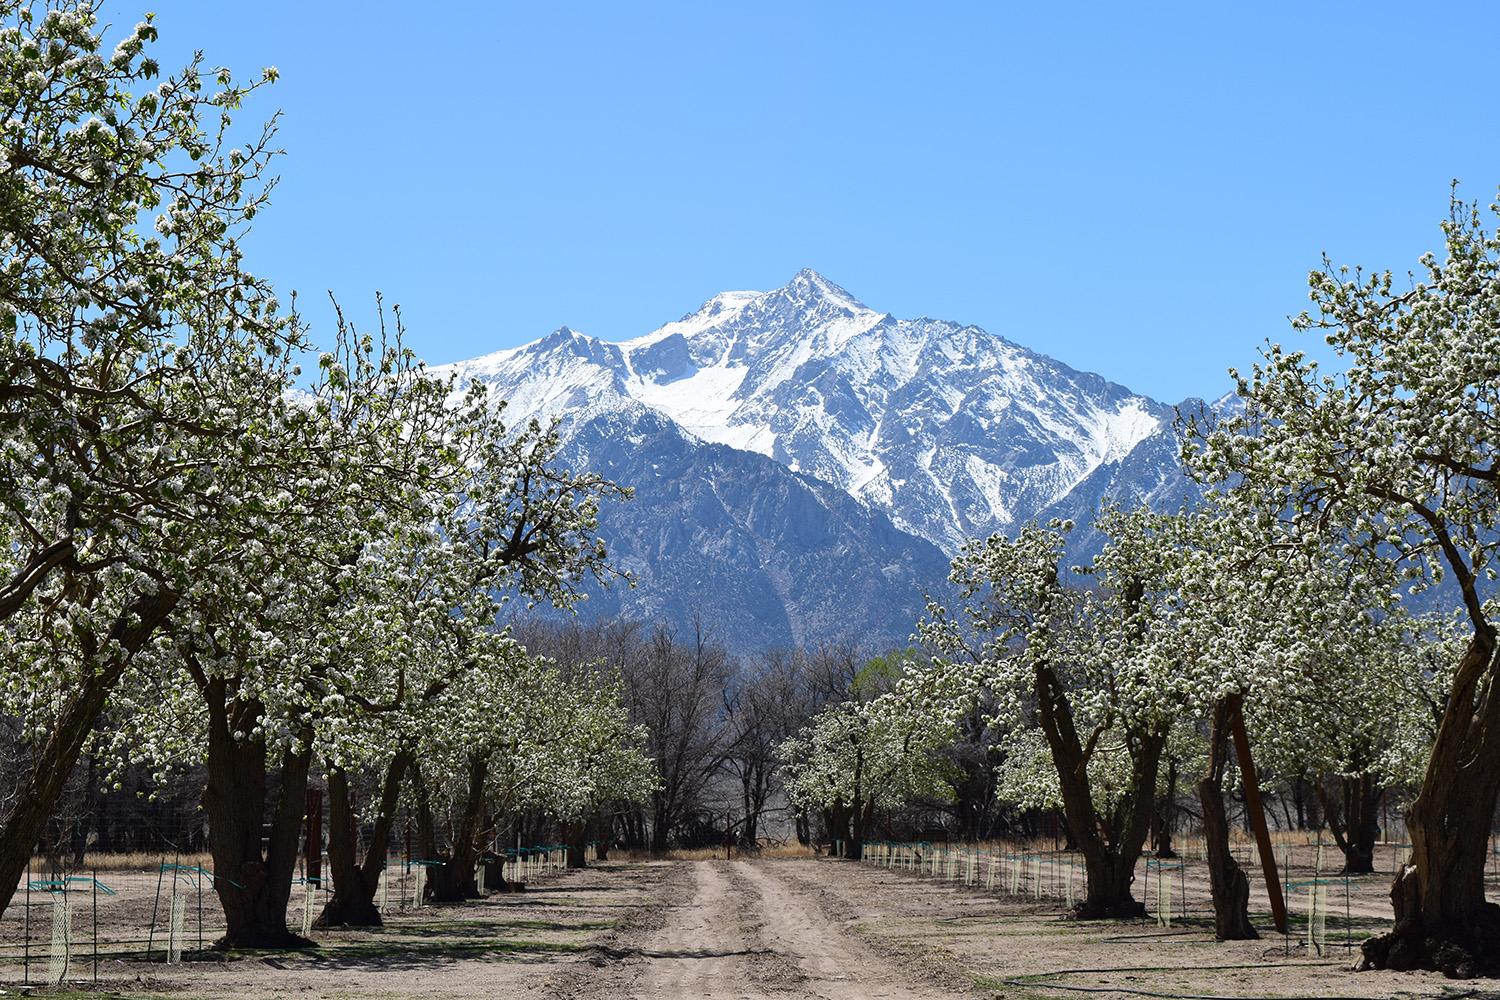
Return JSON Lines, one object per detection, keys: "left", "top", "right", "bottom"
{"left": 550, "top": 859, "right": 969, "bottom": 1000}
{"left": 10, "top": 856, "right": 1471, "bottom": 1000}
{"left": 552, "top": 857, "right": 1471, "bottom": 1000}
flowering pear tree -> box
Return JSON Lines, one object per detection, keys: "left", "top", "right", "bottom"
{"left": 411, "top": 412, "right": 628, "bottom": 903}
{"left": 0, "top": 0, "right": 293, "bottom": 920}
{"left": 542, "top": 669, "right": 658, "bottom": 868}
{"left": 1184, "top": 514, "right": 1391, "bottom": 934}
{"left": 1190, "top": 190, "right": 1500, "bottom": 975}
{"left": 307, "top": 377, "right": 628, "bottom": 924}
{"left": 407, "top": 642, "right": 654, "bottom": 897}
{"left": 310, "top": 519, "right": 489, "bottom": 928}
{"left": 407, "top": 630, "right": 555, "bottom": 900}
{"left": 164, "top": 323, "right": 624, "bottom": 942}
{"left": 172, "top": 317, "right": 473, "bottom": 947}
{"left": 919, "top": 515, "right": 1187, "bottom": 918}
{"left": 1245, "top": 608, "right": 1441, "bottom": 876}
{"left": 778, "top": 673, "right": 957, "bottom": 861}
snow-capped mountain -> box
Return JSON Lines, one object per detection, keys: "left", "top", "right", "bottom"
{"left": 438, "top": 270, "right": 1207, "bottom": 652}
{"left": 553, "top": 407, "right": 953, "bottom": 653}
{"left": 444, "top": 269, "right": 1176, "bottom": 556}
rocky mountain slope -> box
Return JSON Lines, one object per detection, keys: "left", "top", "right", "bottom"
{"left": 439, "top": 270, "right": 1206, "bottom": 653}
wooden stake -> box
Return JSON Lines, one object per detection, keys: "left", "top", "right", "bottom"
{"left": 1228, "top": 695, "right": 1288, "bottom": 933}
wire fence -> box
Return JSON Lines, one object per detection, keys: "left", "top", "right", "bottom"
{"left": 858, "top": 834, "right": 1500, "bottom": 959}
{"left": 0, "top": 842, "right": 591, "bottom": 990}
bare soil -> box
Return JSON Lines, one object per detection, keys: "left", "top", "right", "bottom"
{"left": 770, "top": 856, "right": 1492, "bottom": 1000}
{"left": 547, "top": 858, "right": 964, "bottom": 999}
{"left": 6, "top": 856, "right": 1500, "bottom": 999}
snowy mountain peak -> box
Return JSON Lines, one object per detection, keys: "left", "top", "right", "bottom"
{"left": 541, "top": 324, "right": 582, "bottom": 344}
{"left": 1210, "top": 390, "right": 1244, "bottom": 415}
{"left": 744, "top": 270, "right": 879, "bottom": 338}
{"left": 781, "top": 268, "right": 869, "bottom": 313}
{"left": 441, "top": 273, "right": 1177, "bottom": 554}
{"left": 624, "top": 291, "right": 759, "bottom": 351}
{"left": 428, "top": 274, "right": 1216, "bottom": 651}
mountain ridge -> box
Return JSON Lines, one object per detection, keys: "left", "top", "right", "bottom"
{"left": 442, "top": 269, "right": 1176, "bottom": 552}
{"left": 441, "top": 270, "right": 1210, "bottom": 653}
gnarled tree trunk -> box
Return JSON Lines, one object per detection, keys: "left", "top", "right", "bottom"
{"left": 1198, "top": 694, "right": 1256, "bottom": 940}
{"left": 316, "top": 750, "right": 412, "bottom": 928}
{"left": 1362, "top": 632, "right": 1500, "bottom": 978}
{"left": 201, "top": 681, "right": 314, "bottom": 949}
{"left": 0, "top": 590, "right": 177, "bottom": 920}
{"left": 427, "top": 752, "right": 487, "bottom": 903}
{"left": 1036, "top": 661, "right": 1162, "bottom": 919}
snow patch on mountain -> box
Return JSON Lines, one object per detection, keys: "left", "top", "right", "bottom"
{"left": 626, "top": 358, "right": 760, "bottom": 450}
{"left": 439, "top": 269, "right": 1174, "bottom": 555}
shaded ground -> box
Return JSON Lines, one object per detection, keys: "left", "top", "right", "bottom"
{"left": 0, "top": 861, "right": 663, "bottom": 1000}
{"left": 777, "top": 856, "right": 1494, "bottom": 1000}
{"left": 6, "top": 856, "right": 1500, "bottom": 999}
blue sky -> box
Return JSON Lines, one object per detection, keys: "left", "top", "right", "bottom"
{"left": 108, "top": 2, "right": 1499, "bottom": 403}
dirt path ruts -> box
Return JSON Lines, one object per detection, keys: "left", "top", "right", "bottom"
{"left": 733, "top": 860, "right": 964, "bottom": 999}
{"left": 631, "top": 860, "right": 765, "bottom": 998}
{"left": 551, "top": 860, "right": 971, "bottom": 1000}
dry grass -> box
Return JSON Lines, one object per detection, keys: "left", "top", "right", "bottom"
{"left": 611, "top": 843, "right": 816, "bottom": 862}
{"left": 27, "top": 850, "right": 214, "bottom": 873}
{"left": 758, "top": 842, "right": 818, "bottom": 859}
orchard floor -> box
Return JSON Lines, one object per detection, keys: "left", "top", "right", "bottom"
{"left": 4, "top": 857, "right": 1497, "bottom": 1000}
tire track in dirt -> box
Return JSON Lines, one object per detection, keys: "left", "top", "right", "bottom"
{"left": 549, "top": 860, "right": 973, "bottom": 1000}
{"left": 732, "top": 860, "right": 971, "bottom": 1000}
{"left": 550, "top": 860, "right": 771, "bottom": 1000}
{"left": 629, "top": 860, "right": 771, "bottom": 999}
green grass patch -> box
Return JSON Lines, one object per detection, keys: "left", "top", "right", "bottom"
{"left": 310, "top": 936, "right": 592, "bottom": 960}
{"left": 355, "top": 915, "right": 616, "bottom": 937}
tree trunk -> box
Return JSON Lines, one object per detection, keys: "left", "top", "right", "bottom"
{"left": 825, "top": 802, "right": 853, "bottom": 856}
{"left": 1319, "top": 772, "right": 1381, "bottom": 876}
{"left": 1058, "top": 808, "right": 1078, "bottom": 851}
{"left": 316, "top": 750, "right": 412, "bottom": 928}
{"left": 845, "top": 800, "right": 873, "bottom": 861}
{"left": 842, "top": 748, "right": 869, "bottom": 861}
{"left": 621, "top": 808, "right": 645, "bottom": 851}
{"left": 1362, "top": 632, "right": 1500, "bottom": 977}
{"left": 202, "top": 683, "right": 314, "bottom": 949}
{"left": 650, "top": 792, "right": 672, "bottom": 854}
{"left": 0, "top": 590, "right": 177, "bottom": 919}
{"left": 1076, "top": 843, "right": 1140, "bottom": 917}
{"left": 1347, "top": 779, "right": 1380, "bottom": 876}
{"left": 411, "top": 762, "right": 437, "bottom": 865}
{"left": 1199, "top": 695, "right": 1256, "bottom": 940}
{"left": 565, "top": 820, "right": 587, "bottom": 869}
{"left": 1153, "top": 758, "right": 1179, "bottom": 858}
{"left": 1034, "top": 661, "right": 1158, "bottom": 919}
{"left": 427, "top": 753, "right": 487, "bottom": 903}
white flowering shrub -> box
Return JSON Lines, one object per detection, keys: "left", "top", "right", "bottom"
{"left": 777, "top": 665, "right": 957, "bottom": 859}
